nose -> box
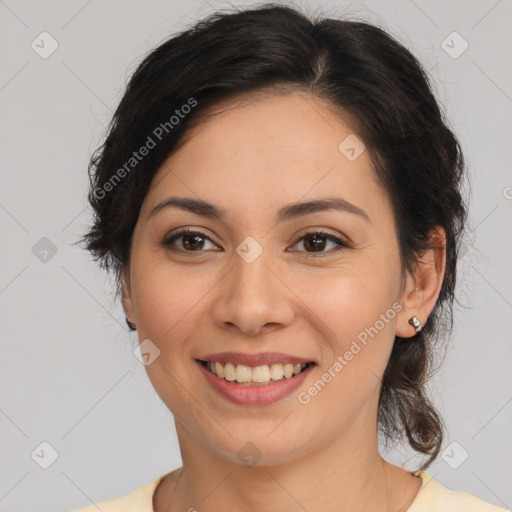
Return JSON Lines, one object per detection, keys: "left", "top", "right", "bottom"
{"left": 211, "top": 248, "right": 295, "bottom": 337}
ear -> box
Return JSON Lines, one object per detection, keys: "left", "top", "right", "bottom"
{"left": 121, "top": 269, "right": 136, "bottom": 326}
{"left": 396, "top": 226, "right": 446, "bottom": 338}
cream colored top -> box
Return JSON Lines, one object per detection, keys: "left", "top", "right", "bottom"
{"left": 72, "top": 470, "right": 510, "bottom": 511}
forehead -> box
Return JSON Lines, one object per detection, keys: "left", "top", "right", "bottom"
{"left": 171, "top": 90, "right": 362, "bottom": 165}
{"left": 143, "top": 91, "right": 388, "bottom": 224}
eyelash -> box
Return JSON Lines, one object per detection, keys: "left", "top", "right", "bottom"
{"left": 162, "top": 228, "right": 349, "bottom": 258}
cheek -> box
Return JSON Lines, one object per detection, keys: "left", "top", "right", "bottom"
{"left": 296, "top": 285, "right": 397, "bottom": 422}
{"left": 296, "top": 265, "right": 399, "bottom": 395}
{"left": 130, "top": 259, "right": 215, "bottom": 350}
{"left": 301, "top": 264, "right": 399, "bottom": 342}
{"left": 129, "top": 262, "right": 212, "bottom": 411}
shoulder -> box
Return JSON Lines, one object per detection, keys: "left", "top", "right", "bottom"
{"left": 70, "top": 476, "right": 164, "bottom": 512}
{"left": 409, "top": 471, "right": 510, "bottom": 512}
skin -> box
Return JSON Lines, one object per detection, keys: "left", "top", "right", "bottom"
{"left": 122, "top": 90, "right": 446, "bottom": 512}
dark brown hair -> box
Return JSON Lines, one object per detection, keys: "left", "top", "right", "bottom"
{"left": 79, "top": 3, "right": 467, "bottom": 469}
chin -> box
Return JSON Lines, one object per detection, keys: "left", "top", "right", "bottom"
{"left": 200, "top": 424, "right": 314, "bottom": 468}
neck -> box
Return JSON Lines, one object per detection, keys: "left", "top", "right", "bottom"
{"left": 154, "top": 420, "right": 421, "bottom": 512}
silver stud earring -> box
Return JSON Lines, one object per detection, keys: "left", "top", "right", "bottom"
{"left": 408, "top": 316, "right": 422, "bottom": 333}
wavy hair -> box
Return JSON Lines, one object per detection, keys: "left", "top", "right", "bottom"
{"left": 80, "top": 3, "right": 467, "bottom": 469}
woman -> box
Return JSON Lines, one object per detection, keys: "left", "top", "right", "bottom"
{"left": 75, "top": 3, "right": 507, "bottom": 511}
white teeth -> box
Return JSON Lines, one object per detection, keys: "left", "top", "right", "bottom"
{"left": 235, "top": 365, "right": 252, "bottom": 383}
{"left": 224, "top": 362, "right": 236, "bottom": 382}
{"left": 283, "top": 363, "right": 294, "bottom": 379}
{"left": 204, "top": 361, "right": 310, "bottom": 385}
{"left": 252, "top": 365, "right": 271, "bottom": 383}
{"left": 215, "top": 361, "right": 224, "bottom": 379}
{"left": 269, "top": 363, "right": 284, "bottom": 381}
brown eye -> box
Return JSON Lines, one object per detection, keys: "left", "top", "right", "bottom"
{"left": 303, "top": 233, "right": 328, "bottom": 252}
{"left": 182, "top": 233, "right": 206, "bottom": 251}
{"left": 290, "top": 231, "right": 348, "bottom": 257}
{"left": 163, "top": 229, "right": 218, "bottom": 252}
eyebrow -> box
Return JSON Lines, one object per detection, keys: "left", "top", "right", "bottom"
{"left": 147, "top": 196, "right": 370, "bottom": 223}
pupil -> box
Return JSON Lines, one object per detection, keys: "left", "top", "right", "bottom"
{"left": 306, "top": 234, "right": 326, "bottom": 252}
{"left": 184, "top": 234, "right": 204, "bottom": 250}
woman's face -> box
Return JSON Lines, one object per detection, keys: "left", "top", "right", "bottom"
{"left": 123, "top": 91, "right": 414, "bottom": 466}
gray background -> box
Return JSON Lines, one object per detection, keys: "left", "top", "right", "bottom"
{"left": 0, "top": 0, "right": 511, "bottom": 510}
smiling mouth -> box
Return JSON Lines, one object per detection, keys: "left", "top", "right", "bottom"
{"left": 198, "top": 360, "right": 315, "bottom": 386}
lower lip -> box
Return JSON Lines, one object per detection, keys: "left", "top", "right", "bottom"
{"left": 197, "top": 361, "right": 315, "bottom": 406}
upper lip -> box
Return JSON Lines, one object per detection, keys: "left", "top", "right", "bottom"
{"left": 197, "top": 351, "right": 315, "bottom": 367}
